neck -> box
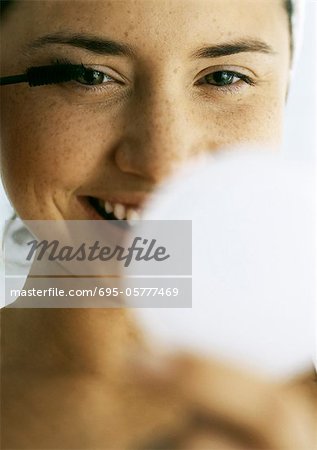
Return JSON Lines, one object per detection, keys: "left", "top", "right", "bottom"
{"left": 2, "top": 304, "right": 142, "bottom": 378}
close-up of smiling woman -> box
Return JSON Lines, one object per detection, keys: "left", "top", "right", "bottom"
{"left": 0, "top": 0, "right": 316, "bottom": 449}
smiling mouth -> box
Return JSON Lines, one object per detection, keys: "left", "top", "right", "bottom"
{"left": 88, "top": 197, "right": 141, "bottom": 222}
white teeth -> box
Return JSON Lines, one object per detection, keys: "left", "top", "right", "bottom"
{"left": 126, "top": 208, "right": 140, "bottom": 222}
{"left": 99, "top": 198, "right": 141, "bottom": 221}
{"left": 104, "top": 201, "right": 113, "bottom": 214}
{"left": 113, "top": 203, "right": 126, "bottom": 220}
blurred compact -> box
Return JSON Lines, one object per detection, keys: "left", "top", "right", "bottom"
{"left": 123, "top": 150, "right": 315, "bottom": 379}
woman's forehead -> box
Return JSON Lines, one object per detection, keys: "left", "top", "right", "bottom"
{"left": 4, "top": 0, "right": 289, "bottom": 58}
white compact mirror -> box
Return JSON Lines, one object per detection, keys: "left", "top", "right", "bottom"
{"left": 127, "top": 151, "right": 315, "bottom": 379}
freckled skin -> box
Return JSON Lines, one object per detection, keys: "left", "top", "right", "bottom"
{"left": 0, "top": 0, "right": 290, "bottom": 220}
{"left": 3, "top": 2, "right": 311, "bottom": 449}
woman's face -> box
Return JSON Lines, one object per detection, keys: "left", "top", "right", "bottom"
{"left": 0, "top": 0, "right": 290, "bottom": 220}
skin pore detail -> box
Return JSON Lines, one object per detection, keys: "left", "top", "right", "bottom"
{"left": 0, "top": 0, "right": 290, "bottom": 223}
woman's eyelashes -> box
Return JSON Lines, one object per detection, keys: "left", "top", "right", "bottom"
{"left": 76, "top": 68, "right": 115, "bottom": 86}
{"left": 75, "top": 70, "right": 256, "bottom": 97}
{"left": 195, "top": 70, "right": 256, "bottom": 92}
{"left": 73, "top": 67, "right": 255, "bottom": 91}
{"left": 51, "top": 59, "right": 126, "bottom": 94}
{"left": 51, "top": 61, "right": 256, "bottom": 96}
{"left": 72, "top": 67, "right": 122, "bottom": 94}
{"left": 72, "top": 67, "right": 126, "bottom": 95}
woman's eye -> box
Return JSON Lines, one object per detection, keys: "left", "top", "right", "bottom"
{"left": 75, "top": 68, "right": 114, "bottom": 86}
{"left": 197, "top": 70, "right": 255, "bottom": 89}
{"left": 203, "top": 71, "right": 243, "bottom": 86}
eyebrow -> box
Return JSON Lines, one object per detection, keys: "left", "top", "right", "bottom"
{"left": 191, "top": 39, "right": 275, "bottom": 58}
{"left": 25, "top": 32, "right": 134, "bottom": 57}
{"left": 25, "top": 33, "right": 274, "bottom": 60}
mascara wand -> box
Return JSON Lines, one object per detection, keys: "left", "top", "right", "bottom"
{"left": 0, "top": 64, "right": 86, "bottom": 87}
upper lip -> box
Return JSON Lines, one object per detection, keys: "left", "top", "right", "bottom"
{"left": 89, "top": 192, "right": 153, "bottom": 209}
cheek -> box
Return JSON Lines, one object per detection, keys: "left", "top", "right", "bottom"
{"left": 0, "top": 79, "right": 286, "bottom": 217}
{"left": 0, "top": 88, "right": 118, "bottom": 212}
{"left": 200, "top": 92, "right": 285, "bottom": 149}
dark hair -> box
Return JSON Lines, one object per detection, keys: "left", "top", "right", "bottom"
{"left": 285, "top": 0, "right": 294, "bottom": 54}
{"left": 285, "top": 0, "right": 294, "bottom": 18}
{"left": 0, "top": 0, "right": 12, "bottom": 17}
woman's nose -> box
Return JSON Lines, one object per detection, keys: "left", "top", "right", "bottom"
{"left": 113, "top": 88, "right": 206, "bottom": 184}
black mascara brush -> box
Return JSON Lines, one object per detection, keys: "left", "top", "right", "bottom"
{"left": 0, "top": 64, "right": 86, "bottom": 86}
